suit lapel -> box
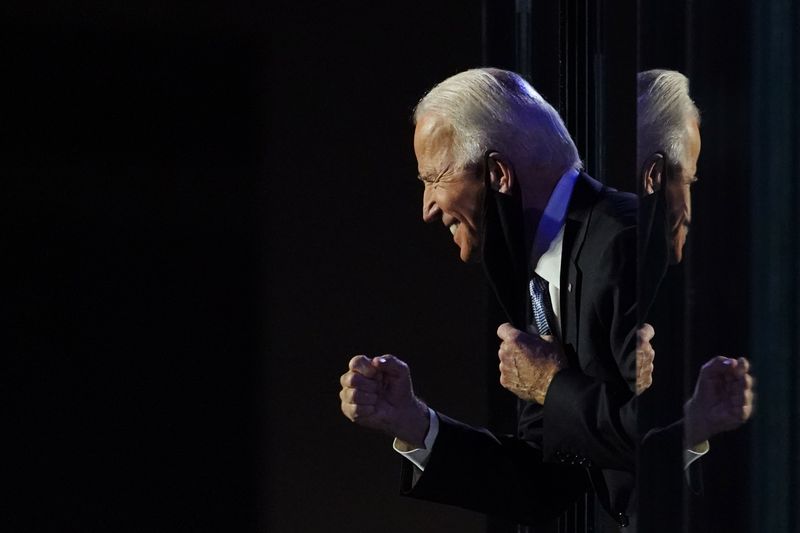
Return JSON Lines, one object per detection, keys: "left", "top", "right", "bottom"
{"left": 559, "top": 173, "right": 604, "bottom": 345}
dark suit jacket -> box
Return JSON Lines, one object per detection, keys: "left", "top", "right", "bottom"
{"left": 401, "top": 174, "right": 639, "bottom": 528}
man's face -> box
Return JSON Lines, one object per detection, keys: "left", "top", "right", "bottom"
{"left": 665, "top": 119, "right": 701, "bottom": 264}
{"left": 414, "top": 114, "right": 485, "bottom": 262}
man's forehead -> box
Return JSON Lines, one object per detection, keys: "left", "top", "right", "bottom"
{"left": 415, "top": 113, "right": 452, "bottom": 137}
{"left": 684, "top": 119, "right": 701, "bottom": 166}
{"left": 414, "top": 114, "right": 456, "bottom": 168}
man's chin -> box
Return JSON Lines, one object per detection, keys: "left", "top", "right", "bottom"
{"left": 459, "top": 245, "right": 482, "bottom": 264}
{"left": 669, "top": 234, "right": 688, "bottom": 264}
{"left": 669, "top": 246, "right": 684, "bottom": 265}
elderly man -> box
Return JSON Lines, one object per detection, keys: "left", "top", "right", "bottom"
{"left": 340, "top": 68, "right": 640, "bottom": 530}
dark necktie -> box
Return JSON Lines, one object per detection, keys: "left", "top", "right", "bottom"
{"left": 529, "top": 273, "right": 552, "bottom": 336}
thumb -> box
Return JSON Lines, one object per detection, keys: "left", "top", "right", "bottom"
{"left": 701, "top": 356, "right": 736, "bottom": 376}
{"left": 497, "top": 322, "right": 519, "bottom": 341}
{"left": 372, "top": 354, "right": 409, "bottom": 379}
{"left": 638, "top": 323, "right": 655, "bottom": 342}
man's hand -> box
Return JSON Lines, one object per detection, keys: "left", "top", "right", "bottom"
{"left": 496, "top": 323, "right": 567, "bottom": 405}
{"left": 684, "top": 356, "right": 756, "bottom": 447}
{"left": 339, "top": 354, "right": 430, "bottom": 449}
{"left": 636, "top": 323, "right": 656, "bottom": 395}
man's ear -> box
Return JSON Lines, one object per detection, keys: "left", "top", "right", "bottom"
{"left": 641, "top": 153, "right": 665, "bottom": 195}
{"left": 487, "top": 152, "right": 515, "bottom": 194}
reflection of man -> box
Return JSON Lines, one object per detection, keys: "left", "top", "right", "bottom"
{"left": 339, "top": 68, "right": 639, "bottom": 530}
{"left": 635, "top": 69, "right": 755, "bottom": 532}
{"left": 636, "top": 69, "right": 754, "bottom": 449}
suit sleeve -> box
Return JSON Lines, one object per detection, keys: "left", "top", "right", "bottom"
{"left": 401, "top": 412, "right": 591, "bottom": 526}
{"left": 541, "top": 225, "right": 639, "bottom": 471}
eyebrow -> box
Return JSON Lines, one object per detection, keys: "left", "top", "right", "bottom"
{"left": 417, "top": 171, "right": 439, "bottom": 183}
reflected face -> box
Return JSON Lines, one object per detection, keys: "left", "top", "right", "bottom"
{"left": 414, "top": 114, "right": 485, "bottom": 262}
{"left": 666, "top": 119, "right": 701, "bottom": 264}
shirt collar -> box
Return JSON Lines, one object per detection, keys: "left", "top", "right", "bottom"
{"left": 530, "top": 168, "right": 580, "bottom": 288}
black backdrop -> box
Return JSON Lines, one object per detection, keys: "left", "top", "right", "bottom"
{"left": 6, "top": 4, "right": 269, "bottom": 531}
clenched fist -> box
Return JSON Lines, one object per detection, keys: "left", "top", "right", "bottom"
{"left": 496, "top": 323, "right": 567, "bottom": 405}
{"left": 339, "top": 354, "right": 429, "bottom": 449}
{"left": 636, "top": 323, "right": 656, "bottom": 395}
{"left": 684, "top": 356, "right": 756, "bottom": 446}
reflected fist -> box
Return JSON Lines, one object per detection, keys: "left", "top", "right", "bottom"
{"left": 636, "top": 323, "right": 656, "bottom": 395}
{"left": 685, "top": 356, "right": 755, "bottom": 446}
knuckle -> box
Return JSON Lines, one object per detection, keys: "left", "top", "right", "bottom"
{"left": 348, "top": 355, "right": 366, "bottom": 369}
{"left": 347, "top": 388, "right": 359, "bottom": 402}
{"left": 340, "top": 403, "right": 353, "bottom": 419}
{"left": 349, "top": 373, "right": 365, "bottom": 388}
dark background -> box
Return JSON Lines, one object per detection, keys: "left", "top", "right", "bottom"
{"left": 6, "top": 4, "right": 270, "bottom": 531}
{"left": 5, "top": 1, "right": 798, "bottom": 532}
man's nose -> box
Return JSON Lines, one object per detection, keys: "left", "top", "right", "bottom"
{"left": 422, "top": 187, "right": 441, "bottom": 223}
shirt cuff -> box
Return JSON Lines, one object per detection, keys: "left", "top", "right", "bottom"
{"left": 392, "top": 408, "right": 439, "bottom": 471}
{"left": 683, "top": 440, "right": 710, "bottom": 470}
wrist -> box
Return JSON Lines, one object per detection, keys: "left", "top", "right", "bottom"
{"left": 684, "top": 400, "right": 708, "bottom": 447}
{"left": 537, "top": 362, "right": 562, "bottom": 404}
{"left": 395, "top": 399, "right": 430, "bottom": 449}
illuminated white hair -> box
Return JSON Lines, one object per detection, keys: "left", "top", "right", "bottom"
{"left": 637, "top": 69, "right": 700, "bottom": 172}
{"left": 413, "top": 68, "right": 581, "bottom": 175}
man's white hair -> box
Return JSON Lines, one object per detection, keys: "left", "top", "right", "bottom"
{"left": 637, "top": 69, "right": 700, "bottom": 173}
{"left": 413, "top": 68, "right": 581, "bottom": 175}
